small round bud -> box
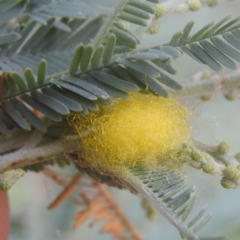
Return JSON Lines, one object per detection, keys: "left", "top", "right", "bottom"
{"left": 217, "top": 141, "right": 230, "bottom": 154}
{"left": 182, "top": 141, "right": 194, "bottom": 148}
{"left": 225, "top": 93, "right": 235, "bottom": 101}
{"left": 207, "top": 0, "right": 219, "bottom": 7}
{"left": 201, "top": 152, "right": 212, "bottom": 162}
{"left": 221, "top": 177, "right": 238, "bottom": 189}
{"left": 181, "top": 147, "right": 192, "bottom": 157}
{"left": 141, "top": 199, "right": 157, "bottom": 220}
{"left": 235, "top": 153, "right": 240, "bottom": 162}
{"left": 155, "top": 5, "right": 167, "bottom": 19}
{"left": 190, "top": 161, "right": 203, "bottom": 169}
{"left": 0, "top": 169, "right": 25, "bottom": 191}
{"left": 200, "top": 95, "right": 212, "bottom": 101}
{"left": 187, "top": 0, "right": 202, "bottom": 11}
{"left": 149, "top": 22, "right": 160, "bottom": 34}
{"left": 201, "top": 70, "right": 211, "bottom": 79}
{"left": 202, "top": 163, "right": 217, "bottom": 175}
{"left": 192, "top": 150, "right": 202, "bottom": 161}
{"left": 223, "top": 165, "right": 240, "bottom": 180}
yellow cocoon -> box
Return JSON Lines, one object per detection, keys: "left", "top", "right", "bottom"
{"left": 70, "top": 92, "right": 190, "bottom": 172}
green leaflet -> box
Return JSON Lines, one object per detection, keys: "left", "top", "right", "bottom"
{"left": 118, "top": 12, "right": 148, "bottom": 26}
{"left": 37, "top": 60, "right": 47, "bottom": 85}
{"left": 11, "top": 98, "right": 46, "bottom": 131}
{"left": 31, "top": 90, "right": 70, "bottom": 115}
{"left": 199, "top": 40, "right": 236, "bottom": 69}
{"left": 91, "top": 45, "right": 104, "bottom": 68}
{"left": 0, "top": 32, "right": 20, "bottom": 45}
{"left": 123, "top": 5, "right": 151, "bottom": 20}
{"left": 102, "top": 34, "right": 116, "bottom": 64}
{"left": 41, "top": 87, "right": 82, "bottom": 112}
{"left": 24, "top": 68, "right": 37, "bottom": 89}
{"left": 21, "top": 94, "right": 62, "bottom": 122}
{"left": 80, "top": 45, "right": 93, "bottom": 72}
{"left": 2, "top": 101, "right": 30, "bottom": 130}
{"left": 189, "top": 43, "right": 222, "bottom": 72}
{"left": 111, "top": 26, "right": 138, "bottom": 48}
{"left": 69, "top": 44, "right": 84, "bottom": 76}
{"left": 128, "top": 0, "right": 155, "bottom": 14}
{"left": 90, "top": 70, "right": 139, "bottom": 91}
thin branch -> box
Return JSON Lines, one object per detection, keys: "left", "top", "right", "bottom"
{"left": 194, "top": 140, "right": 240, "bottom": 167}
{"left": 48, "top": 172, "right": 82, "bottom": 210}
{"left": 0, "top": 138, "right": 79, "bottom": 173}
{"left": 169, "top": 70, "right": 240, "bottom": 98}
{"left": 43, "top": 167, "right": 85, "bottom": 205}
{"left": 160, "top": 0, "right": 228, "bottom": 14}
{"left": 93, "top": 182, "right": 144, "bottom": 240}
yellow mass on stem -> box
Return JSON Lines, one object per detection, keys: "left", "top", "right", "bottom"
{"left": 70, "top": 92, "right": 191, "bottom": 172}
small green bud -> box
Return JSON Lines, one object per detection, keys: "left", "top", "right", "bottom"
{"left": 0, "top": 169, "right": 25, "bottom": 191}
{"left": 190, "top": 161, "right": 203, "bottom": 169}
{"left": 225, "top": 94, "right": 235, "bottom": 101}
{"left": 149, "top": 22, "right": 160, "bottom": 34}
{"left": 181, "top": 147, "right": 192, "bottom": 157}
{"left": 187, "top": 0, "right": 202, "bottom": 11}
{"left": 202, "top": 163, "right": 217, "bottom": 175}
{"left": 182, "top": 141, "right": 194, "bottom": 148}
{"left": 217, "top": 141, "right": 230, "bottom": 154}
{"left": 223, "top": 165, "right": 240, "bottom": 180}
{"left": 201, "top": 70, "right": 212, "bottom": 79}
{"left": 200, "top": 95, "right": 212, "bottom": 101}
{"left": 235, "top": 152, "right": 240, "bottom": 162}
{"left": 192, "top": 150, "right": 202, "bottom": 161}
{"left": 155, "top": 5, "right": 167, "bottom": 18}
{"left": 141, "top": 199, "right": 157, "bottom": 220}
{"left": 207, "top": 0, "right": 219, "bottom": 7}
{"left": 221, "top": 177, "right": 238, "bottom": 189}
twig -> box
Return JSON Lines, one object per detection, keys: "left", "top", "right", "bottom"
{"left": 94, "top": 182, "right": 144, "bottom": 240}
{"left": 43, "top": 167, "right": 85, "bottom": 205}
{"left": 48, "top": 172, "right": 82, "bottom": 210}
{"left": 170, "top": 70, "right": 240, "bottom": 98}
{"left": 0, "top": 138, "right": 79, "bottom": 173}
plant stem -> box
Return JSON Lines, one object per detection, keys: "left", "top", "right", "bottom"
{"left": 195, "top": 139, "right": 239, "bottom": 167}
{"left": 0, "top": 138, "right": 79, "bottom": 173}
{"left": 170, "top": 70, "right": 240, "bottom": 98}
{"left": 91, "top": 0, "right": 129, "bottom": 51}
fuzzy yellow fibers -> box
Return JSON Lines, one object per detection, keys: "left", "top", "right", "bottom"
{"left": 71, "top": 92, "right": 190, "bottom": 172}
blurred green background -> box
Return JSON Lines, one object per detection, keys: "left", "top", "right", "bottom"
{"left": 8, "top": 2, "right": 240, "bottom": 240}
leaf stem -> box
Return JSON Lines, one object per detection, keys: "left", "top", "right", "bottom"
{"left": 0, "top": 137, "right": 79, "bottom": 173}
{"left": 125, "top": 170, "right": 199, "bottom": 240}
{"left": 91, "top": 0, "right": 129, "bottom": 51}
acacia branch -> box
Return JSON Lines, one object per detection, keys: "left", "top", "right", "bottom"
{"left": 0, "top": 137, "right": 80, "bottom": 173}
{"left": 170, "top": 70, "right": 240, "bottom": 98}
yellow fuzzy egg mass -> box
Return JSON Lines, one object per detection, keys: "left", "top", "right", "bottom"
{"left": 70, "top": 92, "right": 190, "bottom": 172}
